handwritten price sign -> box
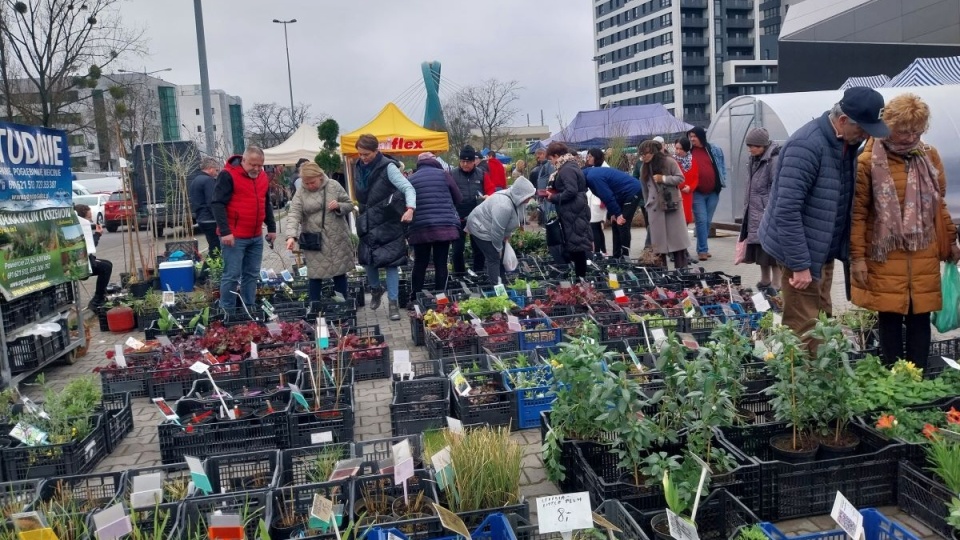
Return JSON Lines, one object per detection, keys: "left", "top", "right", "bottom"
{"left": 536, "top": 492, "right": 593, "bottom": 534}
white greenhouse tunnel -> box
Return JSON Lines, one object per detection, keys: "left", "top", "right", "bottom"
{"left": 707, "top": 85, "right": 960, "bottom": 223}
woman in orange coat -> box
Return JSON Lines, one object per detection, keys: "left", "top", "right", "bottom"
{"left": 673, "top": 137, "right": 698, "bottom": 225}
{"left": 850, "top": 93, "right": 960, "bottom": 368}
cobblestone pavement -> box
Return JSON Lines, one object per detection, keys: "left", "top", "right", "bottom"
{"left": 21, "top": 224, "right": 941, "bottom": 538}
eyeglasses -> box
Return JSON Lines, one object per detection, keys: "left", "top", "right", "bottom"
{"left": 893, "top": 129, "right": 923, "bottom": 138}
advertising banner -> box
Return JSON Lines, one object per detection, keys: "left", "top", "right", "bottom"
{"left": 0, "top": 121, "right": 87, "bottom": 300}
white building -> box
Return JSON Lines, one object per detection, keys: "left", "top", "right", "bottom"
{"left": 592, "top": 0, "right": 797, "bottom": 126}
{"left": 176, "top": 85, "right": 245, "bottom": 159}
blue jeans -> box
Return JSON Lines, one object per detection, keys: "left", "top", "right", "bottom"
{"left": 219, "top": 236, "right": 264, "bottom": 311}
{"left": 365, "top": 265, "right": 400, "bottom": 301}
{"left": 693, "top": 191, "right": 719, "bottom": 254}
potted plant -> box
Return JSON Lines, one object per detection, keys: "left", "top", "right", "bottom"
{"left": 838, "top": 308, "right": 878, "bottom": 351}
{"left": 731, "top": 524, "right": 768, "bottom": 540}
{"left": 648, "top": 464, "right": 706, "bottom": 540}
{"left": 271, "top": 491, "right": 304, "bottom": 539}
{"left": 765, "top": 324, "right": 820, "bottom": 462}
{"left": 443, "top": 426, "right": 523, "bottom": 514}
{"left": 808, "top": 315, "right": 862, "bottom": 458}
{"left": 596, "top": 365, "right": 656, "bottom": 486}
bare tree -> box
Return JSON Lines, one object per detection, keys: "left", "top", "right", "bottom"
{"left": 107, "top": 81, "right": 160, "bottom": 157}
{"left": 441, "top": 93, "right": 474, "bottom": 155}
{"left": 245, "top": 101, "right": 318, "bottom": 148}
{"left": 457, "top": 79, "right": 521, "bottom": 151}
{"left": 0, "top": 0, "right": 144, "bottom": 127}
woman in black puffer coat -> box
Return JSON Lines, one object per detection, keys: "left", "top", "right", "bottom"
{"left": 545, "top": 142, "right": 593, "bottom": 277}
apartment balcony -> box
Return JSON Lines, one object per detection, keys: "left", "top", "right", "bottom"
{"left": 682, "top": 56, "right": 710, "bottom": 66}
{"left": 683, "top": 93, "right": 710, "bottom": 105}
{"left": 726, "top": 0, "right": 754, "bottom": 9}
{"left": 684, "top": 113, "right": 713, "bottom": 124}
{"left": 682, "top": 36, "right": 709, "bottom": 47}
{"left": 680, "top": 0, "right": 708, "bottom": 7}
{"left": 726, "top": 18, "right": 755, "bottom": 29}
{"left": 735, "top": 73, "right": 778, "bottom": 83}
{"left": 726, "top": 37, "right": 755, "bottom": 47}
{"left": 680, "top": 16, "right": 708, "bottom": 28}
{"left": 682, "top": 75, "right": 711, "bottom": 85}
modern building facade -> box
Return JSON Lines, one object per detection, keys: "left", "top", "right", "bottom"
{"left": 776, "top": 0, "right": 960, "bottom": 92}
{"left": 176, "top": 85, "right": 245, "bottom": 159}
{"left": 469, "top": 125, "right": 551, "bottom": 153}
{"left": 592, "top": 0, "right": 784, "bottom": 126}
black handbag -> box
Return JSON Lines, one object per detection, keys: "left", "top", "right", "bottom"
{"left": 545, "top": 198, "right": 565, "bottom": 246}
{"left": 298, "top": 188, "right": 327, "bottom": 251}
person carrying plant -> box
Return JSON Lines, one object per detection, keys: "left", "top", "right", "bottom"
{"left": 210, "top": 146, "right": 277, "bottom": 314}
{"left": 465, "top": 177, "right": 536, "bottom": 284}
{"left": 75, "top": 203, "right": 112, "bottom": 311}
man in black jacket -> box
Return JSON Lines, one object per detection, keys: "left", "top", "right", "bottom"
{"left": 449, "top": 145, "right": 486, "bottom": 273}
{"left": 189, "top": 157, "right": 221, "bottom": 254}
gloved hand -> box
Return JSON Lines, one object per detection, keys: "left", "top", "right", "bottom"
{"left": 851, "top": 259, "right": 868, "bottom": 289}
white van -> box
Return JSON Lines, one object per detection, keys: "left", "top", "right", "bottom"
{"left": 72, "top": 182, "right": 91, "bottom": 197}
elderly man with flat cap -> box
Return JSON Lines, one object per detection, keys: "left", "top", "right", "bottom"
{"left": 759, "top": 87, "right": 890, "bottom": 344}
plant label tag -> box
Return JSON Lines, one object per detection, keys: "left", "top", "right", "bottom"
{"left": 157, "top": 335, "right": 172, "bottom": 347}
{"left": 536, "top": 492, "right": 593, "bottom": 534}
{"left": 10, "top": 511, "right": 53, "bottom": 539}
{"left": 432, "top": 504, "right": 472, "bottom": 540}
{"left": 467, "top": 310, "right": 481, "bottom": 324}
{"left": 494, "top": 283, "right": 507, "bottom": 297}
{"left": 207, "top": 514, "right": 244, "bottom": 540}
{"left": 92, "top": 503, "right": 132, "bottom": 540}
{"left": 311, "top": 431, "right": 333, "bottom": 445}
{"left": 194, "top": 323, "right": 205, "bottom": 336}
{"left": 773, "top": 313, "right": 783, "bottom": 327}
{"left": 652, "top": 328, "right": 667, "bottom": 350}
{"left": 266, "top": 322, "right": 282, "bottom": 336}
{"left": 942, "top": 356, "right": 960, "bottom": 370}
{"left": 259, "top": 269, "right": 269, "bottom": 282}
{"left": 449, "top": 368, "right": 471, "bottom": 396}
{"left": 508, "top": 315, "right": 522, "bottom": 332}
{"left": 289, "top": 384, "right": 310, "bottom": 410}
{"left": 526, "top": 283, "right": 533, "bottom": 298}
{"left": 447, "top": 416, "right": 464, "bottom": 434}
{"left": 627, "top": 347, "right": 641, "bottom": 368}
{"left": 392, "top": 439, "right": 412, "bottom": 464}
{"left": 249, "top": 342, "right": 258, "bottom": 360}
{"left": 189, "top": 361, "right": 209, "bottom": 374}
{"left": 830, "top": 491, "right": 864, "bottom": 540}
{"left": 608, "top": 273, "right": 619, "bottom": 288}
{"left": 152, "top": 398, "right": 178, "bottom": 422}
{"left": 701, "top": 279, "right": 709, "bottom": 289}
{"left": 627, "top": 271, "right": 637, "bottom": 281}
{"left": 328, "top": 459, "right": 362, "bottom": 481}
{"left": 310, "top": 494, "right": 334, "bottom": 528}
{"left": 560, "top": 280, "right": 572, "bottom": 289}
{"left": 468, "top": 268, "right": 479, "bottom": 278}
{"left": 394, "top": 457, "right": 414, "bottom": 485}
{"left": 298, "top": 265, "right": 308, "bottom": 277}
{"left": 185, "top": 455, "right": 213, "bottom": 495}
{"left": 667, "top": 509, "right": 700, "bottom": 540}
{"left": 113, "top": 344, "right": 127, "bottom": 369}
{"left": 751, "top": 292, "right": 771, "bottom": 313}
{"left": 431, "top": 446, "right": 453, "bottom": 471}
{"left": 682, "top": 298, "right": 698, "bottom": 319}
{"left": 200, "top": 349, "right": 219, "bottom": 365}
{"left": 161, "top": 291, "right": 175, "bottom": 307}
{"left": 414, "top": 304, "right": 422, "bottom": 317}
{"left": 474, "top": 326, "right": 488, "bottom": 337}
{"left": 9, "top": 422, "right": 47, "bottom": 446}
{"left": 592, "top": 512, "right": 623, "bottom": 533}
{"left": 124, "top": 336, "right": 146, "bottom": 350}
{"left": 131, "top": 472, "right": 164, "bottom": 510}
{"left": 266, "top": 268, "right": 277, "bottom": 280}
{"left": 392, "top": 350, "right": 412, "bottom": 378}
{"left": 281, "top": 269, "right": 293, "bottom": 282}
{"left": 614, "top": 289, "right": 628, "bottom": 304}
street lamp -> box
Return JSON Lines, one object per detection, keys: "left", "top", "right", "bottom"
{"left": 272, "top": 18, "right": 297, "bottom": 114}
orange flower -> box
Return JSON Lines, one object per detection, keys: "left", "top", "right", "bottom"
{"left": 946, "top": 407, "right": 960, "bottom": 426}
{"left": 923, "top": 423, "right": 939, "bottom": 440}
{"left": 876, "top": 415, "right": 897, "bottom": 430}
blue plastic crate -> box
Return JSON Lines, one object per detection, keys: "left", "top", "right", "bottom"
{"left": 760, "top": 509, "right": 919, "bottom": 540}
{"left": 502, "top": 366, "right": 555, "bottom": 430}
{"left": 700, "top": 302, "right": 745, "bottom": 322}
{"left": 482, "top": 289, "right": 526, "bottom": 308}
{"left": 367, "top": 513, "right": 517, "bottom": 540}
{"left": 517, "top": 318, "right": 562, "bottom": 351}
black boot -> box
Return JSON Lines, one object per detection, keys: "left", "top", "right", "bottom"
{"left": 369, "top": 286, "right": 385, "bottom": 310}
{"left": 87, "top": 295, "right": 105, "bottom": 312}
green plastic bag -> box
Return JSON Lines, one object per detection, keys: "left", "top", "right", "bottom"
{"left": 934, "top": 263, "right": 960, "bottom": 333}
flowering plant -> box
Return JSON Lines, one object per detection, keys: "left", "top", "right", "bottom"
{"left": 922, "top": 408, "right": 960, "bottom": 493}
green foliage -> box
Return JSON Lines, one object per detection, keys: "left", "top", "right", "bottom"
{"left": 735, "top": 524, "right": 770, "bottom": 540}
{"left": 947, "top": 497, "right": 960, "bottom": 531}
{"left": 512, "top": 230, "right": 549, "bottom": 258}
{"left": 853, "top": 356, "right": 960, "bottom": 412}
{"left": 457, "top": 296, "right": 515, "bottom": 319}
{"left": 807, "top": 314, "right": 861, "bottom": 441}
{"left": 595, "top": 364, "right": 656, "bottom": 485}
{"left": 315, "top": 119, "right": 342, "bottom": 174}
{"left": 765, "top": 322, "right": 817, "bottom": 450}
{"left": 928, "top": 436, "right": 960, "bottom": 494}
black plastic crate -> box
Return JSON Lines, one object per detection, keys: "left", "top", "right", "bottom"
{"left": 179, "top": 491, "right": 269, "bottom": 540}
{"left": 98, "top": 351, "right": 158, "bottom": 397}
{"left": 631, "top": 489, "right": 759, "bottom": 540}
{"left": 718, "top": 421, "right": 905, "bottom": 521}
{"left": 288, "top": 387, "right": 355, "bottom": 448}
{"left": 451, "top": 372, "right": 515, "bottom": 428}
{"left": 0, "top": 479, "right": 40, "bottom": 516}
{"left": 409, "top": 314, "right": 426, "bottom": 346}
{"left": 546, "top": 313, "right": 600, "bottom": 340}
{"left": 158, "top": 397, "right": 284, "bottom": 464}
{"left": 476, "top": 329, "right": 519, "bottom": 356}
{"left": 270, "top": 480, "right": 353, "bottom": 539}
{"left": 391, "top": 379, "right": 450, "bottom": 437}
{"left": 245, "top": 350, "right": 301, "bottom": 377}
{"left": 355, "top": 435, "right": 424, "bottom": 476}
{"left": 897, "top": 460, "right": 953, "bottom": 538}
{"left": 391, "top": 359, "right": 443, "bottom": 383}
{"left": 29, "top": 470, "right": 125, "bottom": 513}
{"left": 322, "top": 339, "right": 390, "bottom": 382}
{"left": 352, "top": 470, "right": 438, "bottom": 534}
{"left": 100, "top": 392, "right": 134, "bottom": 453}
{"left": 204, "top": 449, "right": 281, "bottom": 493}
{"left": 2, "top": 415, "right": 107, "bottom": 481}
{"left": 6, "top": 334, "right": 44, "bottom": 375}
{"left": 440, "top": 354, "right": 492, "bottom": 376}
{"left": 146, "top": 360, "right": 244, "bottom": 400}
{"left": 279, "top": 443, "right": 354, "bottom": 486}
{"left": 426, "top": 329, "right": 478, "bottom": 360}
{"left": 184, "top": 369, "right": 301, "bottom": 400}
{"left": 1, "top": 295, "right": 31, "bottom": 334}
{"left": 516, "top": 499, "right": 647, "bottom": 540}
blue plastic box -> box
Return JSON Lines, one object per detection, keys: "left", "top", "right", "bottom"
{"left": 159, "top": 260, "right": 194, "bottom": 292}
{"left": 761, "top": 509, "right": 920, "bottom": 540}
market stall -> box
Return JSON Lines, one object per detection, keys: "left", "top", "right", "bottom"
{"left": 262, "top": 123, "right": 323, "bottom": 165}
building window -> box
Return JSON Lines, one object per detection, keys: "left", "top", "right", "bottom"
{"left": 70, "top": 156, "right": 87, "bottom": 169}
{"left": 195, "top": 108, "right": 200, "bottom": 115}
{"left": 157, "top": 86, "right": 180, "bottom": 142}
{"left": 67, "top": 134, "right": 85, "bottom": 147}
{"left": 197, "top": 126, "right": 202, "bottom": 133}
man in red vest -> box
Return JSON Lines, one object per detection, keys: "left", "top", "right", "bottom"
{"left": 483, "top": 150, "right": 507, "bottom": 195}
{"left": 211, "top": 146, "right": 277, "bottom": 313}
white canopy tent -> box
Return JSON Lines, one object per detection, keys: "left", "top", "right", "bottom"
{"left": 707, "top": 85, "right": 960, "bottom": 223}
{"left": 261, "top": 124, "right": 322, "bottom": 165}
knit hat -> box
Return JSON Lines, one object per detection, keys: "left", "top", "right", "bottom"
{"left": 459, "top": 145, "right": 477, "bottom": 161}
{"left": 745, "top": 127, "right": 770, "bottom": 147}
{"left": 299, "top": 162, "right": 324, "bottom": 178}
{"left": 417, "top": 152, "right": 436, "bottom": 161}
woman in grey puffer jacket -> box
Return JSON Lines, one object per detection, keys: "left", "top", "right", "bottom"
{"left": 466, "top": 177, "right": 536, "bottom": 284}
{"left": 740, "top": 127, "right": 781, "bottom": 291}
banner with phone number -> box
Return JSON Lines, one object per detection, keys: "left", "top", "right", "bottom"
{"left": 0, "top": 121, "right": 87, "bottom": 300}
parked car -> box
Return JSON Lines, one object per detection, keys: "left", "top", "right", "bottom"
{"left": 72, "top": 181, "right": 91, "bottom": 197}
{"left": 104, "top": 190, "right": 166, "bottom": 237}
{"left": 73, "top": 193, "right": 110, "bottom": 226}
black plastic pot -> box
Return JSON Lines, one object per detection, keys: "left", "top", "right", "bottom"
{"left": 769, "top": 434, "right": 820, "bottom": 463}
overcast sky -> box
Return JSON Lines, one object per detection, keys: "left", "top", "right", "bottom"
{"left": 119, "top": 0, "right": 598, "bottom": 134}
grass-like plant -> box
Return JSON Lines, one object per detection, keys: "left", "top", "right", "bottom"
{"left": 305, "top": 445, "right": 346, "bottom": 484}
{"left": 445, "top": 426, "right": 523, "bottom": 513}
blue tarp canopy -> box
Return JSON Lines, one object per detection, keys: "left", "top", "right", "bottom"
{"left": 480, "top": 148, "right": 512, "bottom": 163}
{"left": 533, "top": 104, "right": 693, "bottom": 151}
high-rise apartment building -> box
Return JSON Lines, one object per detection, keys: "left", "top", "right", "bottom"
{"left": 593, "top": 0, "right": 785, "bottom": 126}
{"left": 176, "top": 85, "right": 245, "bottom": 158}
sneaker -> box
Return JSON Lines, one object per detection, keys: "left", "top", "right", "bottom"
{"left": 388, "top": 301, "right": 401, "bottom": 321}
{"left": 369, "top": 287, "right": 385, "bottom": 310}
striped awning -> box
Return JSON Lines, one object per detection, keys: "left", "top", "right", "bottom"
{"left": 886, "top": 56, "right": 960, "bottom": 87}
{"left": 839, "top": 75, "right": 890, "bottom": 90}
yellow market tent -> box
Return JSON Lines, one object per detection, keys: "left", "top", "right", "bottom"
{"left": 341, "top": 102, "right": 449, "bottom": 155}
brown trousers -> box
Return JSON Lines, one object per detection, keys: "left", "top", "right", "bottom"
{"left": 781, "top": 261, "right": 834, "bottom": 351}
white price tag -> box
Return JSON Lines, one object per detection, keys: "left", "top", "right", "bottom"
{"left": 830, "top": 491, "right": 864, "bottom": 540}
{"left": 92, "top": 503, "right": 133, "bottom": 540}
{"left": 942, "top": 356, "right": 960, "bottom": 370}
{"left": 773, "top": 313, "right": 783, "bottom": 327}
{"left": 450, "top": 368, "right": 472, "bottom": 396}
{"left": 85, "top": 439, "right": 97, "bottom": 460}
{"left": 131, "top": 472, "right": 164, "bottom": 510}
{"left": 614, "top": 289, "right": 626, "bottom": 299}
{"left": 298, "top": 266, "right": 308, "bottom": 277}
{"left": 114, "top": 344, "right": 127, "bottom": 369}
{"left": 536, "top": 492, "right": 593, "bottom": 534}
{"left": 667, "top": 509, "right": 700, "bottom": 540}
{"left": 392, "top": 350, "right": 413, "bottom": 378}
{"left": 392, "top": 439, "right": 412, "bottom": 464}
{"left": 751, "top": 292, "right": 771, "bottom": 313}
{"left": 189, "top": 361, "right": 209, "bottom": 374}
{"left": 651, "top": 328, "right": 667, "bottom": 348}
{"left": 161, "top": 291, "right": 175, "bottom": 306}
{"left": 494, "top": 283, "right": 507, "bottom": 297}
{"left": 431, "top": 446, "right": 452, "bottom": 470}
{"left": 414, "top": 304, "right": 422, "bottom": 316}
{"left": 311, "top": 431, "right": 334, "bottom": 444}
{"left": 447, "top": 416, "right": 464, "bottom": 434}
{"left": 124, "top": 337, "right": 146, "bottom": 350}
{"left": 250, "top": 342, "right": 259, "bottom": 359}
{"left": 507, "top": 315, "right": 521, "bottom": 332}
{"left": 526, "top": 283, "right": 533, "bottom": 298}
{"left": 394, "top": 457, "right": 414, "bottom": 484}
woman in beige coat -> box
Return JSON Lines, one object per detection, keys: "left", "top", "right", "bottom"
{"left": 639, "top": 139, "right": 690, "bottom": 268}
{"left": 285, "top": 162, "right": 356, "bottom": 303}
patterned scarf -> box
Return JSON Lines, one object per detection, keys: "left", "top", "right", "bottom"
{"left": 675, "top": 153, "right": 693, "bottom": 173}
{"left": 869, "top": 138, "right": 939, "bottom": 262}
{"left": 547, "top": 154, "right": 580, "bottom": 186}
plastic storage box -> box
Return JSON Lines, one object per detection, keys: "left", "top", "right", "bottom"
{"left": 159, "top": 260, "right": 195, "bottom": 292}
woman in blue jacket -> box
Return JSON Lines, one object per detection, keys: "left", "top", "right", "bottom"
{"left": 583, "top": 148, "right": 643, "bottom": 259}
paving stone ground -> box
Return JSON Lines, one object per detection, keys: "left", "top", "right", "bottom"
{"left": 24, "top": 223, "right": 943, "bottom": 539}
